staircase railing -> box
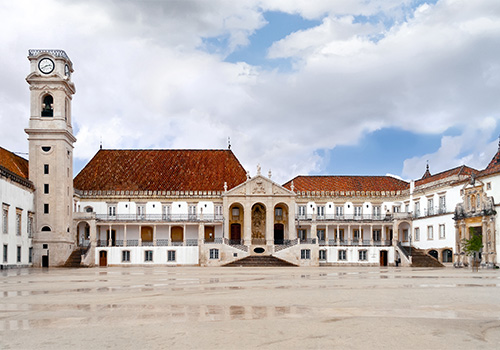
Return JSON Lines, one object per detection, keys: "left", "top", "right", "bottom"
{"left": 396, "top": 241, "right": 412, "bottom": 266}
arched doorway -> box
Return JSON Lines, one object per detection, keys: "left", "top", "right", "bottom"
{"left": 141, "top": 226, "right": 153, "bottom": 243}
{"left": 428, "top": 250, "right": 439, "bottom": 260}
{"left": 171, "top": 226, "right": 183, "bottom": 243}
{"left": 274, "top": 203, "right": 288, "bottom": 245}
{"left": 76, "top": 221, "right": 90, "bottom": 247}
{"left": 229, "top": 203, "right": 244, "bottom": 244}
{"left": 442, "top": 249, "right": 453, "bottom": 263}
{"left": 251, "top": 203, "right": 266, "bottom": 245}
{"left": 230, "top": 223, "right": 241, "bottom": 244}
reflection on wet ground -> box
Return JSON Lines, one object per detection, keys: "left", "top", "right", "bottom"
{"left": 1, "top": 266, "right": 500, "bottom": 349}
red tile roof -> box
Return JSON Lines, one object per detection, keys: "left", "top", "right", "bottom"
{"left": 480, "top": 145, "right": 500, "bottom": 177}
{"left": 415, "top": 165, "right": 477, "bottom": 187}
{"left": 0, "top": 146, "right": 29, "bottom": 180}
{"left": 73, "top": 149, "right": 247, "bottom": 192}
{"left": 282, "top": 175, "right": 409, "bottom": 193}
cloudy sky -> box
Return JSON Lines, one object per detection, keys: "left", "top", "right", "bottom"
{"left": 1, "top": 0, "right": 500, "bottom": 183}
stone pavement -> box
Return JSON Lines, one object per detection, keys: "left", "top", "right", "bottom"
{"left": 1, "top": 266, "right": 499, "bottom": 349}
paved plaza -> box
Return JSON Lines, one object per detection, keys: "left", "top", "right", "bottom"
{"left": 1, "top": 266, "right": 500, "bottom": 349}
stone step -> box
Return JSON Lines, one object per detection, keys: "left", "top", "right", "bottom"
{"left": 63, "top": 249, "right": 85, "bottom": 268}
{"left": 223, "top": 255, "right": 297, "bottom": 267}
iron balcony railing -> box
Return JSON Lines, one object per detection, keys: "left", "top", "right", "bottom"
{"left": 297, "top": 214, "right": 392, "bottom": 221}
{"left": 95, "top": 214, "right": 224, "bottom": 222}
{"left": 95, "top": 239, "right": 198, "bottom": 247}
{"left": 413, "top": 206, "right": 447, "bottom": 218}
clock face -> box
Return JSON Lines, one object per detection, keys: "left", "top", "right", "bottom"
{"left": 64, "top": 64, "right": 70, "bottom": 77}
{"left": 38, "top": 58, "right": 54, "bottom": 74}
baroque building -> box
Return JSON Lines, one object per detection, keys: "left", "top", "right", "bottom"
{"left": 0, "top": 49, "right": 499, "bottom": 268}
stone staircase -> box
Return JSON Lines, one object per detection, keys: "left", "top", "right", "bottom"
{"left": 399, "top": 246, "right": 444, "bottom": 268}
{"left": 223, "top": 255, "right": 297, "bottom": 267}
{"left": 63, "top": 248, "right": 86, "bottom": 268}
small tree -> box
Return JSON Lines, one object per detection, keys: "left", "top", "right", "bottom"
{"left": 462, "top": 228, "right": 483, "bottom": 272}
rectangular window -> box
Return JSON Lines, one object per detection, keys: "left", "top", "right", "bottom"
{"left": 167, "top": 250, "right": 176, "bottom": 262}
{"left": 393, "top": 205, "right": 401, "bottom": 213}
{"left": 405, "top": 203, "right": 410, "bottom": 213}
{"left": 137, "top": 205, "right": 145, "bottom": 219}
{"left": 427, "top": 198, "right": 434, "bottom": 216}
{"left": 414, "top": 227, "right": 420, "bottom": 241}
{"left": 2, "top": 206, "right": 8, "bottom": 234}
{"left": 3, "top": 244, "right": 7, "bottom": 263}
{"left": 427, "top": 226, "right": 434, "bottom": 240}
{"left": 373, "top": 229, "right": 381, "bottom": 241}
{"left": 317, "top": 229, "right": 325, "bottom": 241}
{"left": 209, "top": 248, "right": 219, "bottom": 259}
{"left": 298, "top": 229, "right": 307, "bottom": 241}
{"left": 354, "top": 206, "right": 362, "bottom": 217}
{"left": 29, "top": 247, "right": 33, "bottom": 263}
{"left": 439, "top": 196, "right": 446, "bottom": 214}
{"left": 122, "top": 250, "right": 130, "bottom": 262}
{"left": 275, "top": 207, "right": 283, "bottom": 220}
{"left": 359, "top": 250, "right": 367, "bottom": 261}
{"left": 28, "top": 214, "right": 33, "bottom": 238}
{"left": 300, "top": 249, "right": 311, "bottom": 259}
{"left": 44, "top": 204, "right": 49, "bottom": 214}
{"left": 298, "top": 205, "right": 306, "bottom": 218}
{"left": 317, "top": 206, "right": 325, "bottom": 218}
{"left": 439, "top": 224, "right": 445, "bottom": 239}
{"left": 44, "top": 184, "right": 49, "bottom": 194}
{"left": 403, "top": 229, "right": 409, "bottom": 241}
{"left": 232, "top": 207, "right": 240, "bottom": 220}
{"left": 215, "top": 205, "right": 223, "bottom": 219}
{"left": 43, "top": 164, "right": 49, "bottom": 174}
{"left": 335, "top": 206, "right": 344, "bottom": 217}
{"left": 17, "top": 246, "right": 21, "bottom": 263}
{"left": 145, "top": 250, "right": 153, "bottom": 262}
{"left": 338, "top": 250, "right": 347, "bottom": 261}
{"left": 163, "top": 204, "right": 172, "bottom": 220}
{"left": 486, "top": 182, "right": 491, "bottom": 190}
{"left": 16, "top": 212, "right": 21, "bottom": 236}
{"left": 373, "top": 206, "right": 381, "bottom": 218}
{"left": 319, "top": 250, "right": 326, "bottom": 260}
{"left": 188, "top": 204, "right": 197, "bottom": 220}
{"left": 414, "top": 202, "right": 420, "bottom": 217}
{"left": 108, "top": 205, "right": 116, "bottom": 217}
{"left": 353, "top": 229, "right": 360, "bottom": 241}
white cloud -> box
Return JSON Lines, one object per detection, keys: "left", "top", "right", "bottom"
{"left": 0, "top": 0, "right": 499, "bottom": 184}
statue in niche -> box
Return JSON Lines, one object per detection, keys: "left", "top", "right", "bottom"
{"left": 252, "top": 204, "right": 265, "bottom": 239}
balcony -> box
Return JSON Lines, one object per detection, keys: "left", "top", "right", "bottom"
{"left": 96, "top": 238, "right": 199, "bottom": 247}
{"left": 95, "top": 214, "right": 224, "bottom": 222}
{"left": 296, "top": 214, "right": 391, "bottom": 221}
{"left": 413, "top": 206, "right": 447, "bottom": 218}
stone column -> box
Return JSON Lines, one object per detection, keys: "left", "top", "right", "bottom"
{"left": 482, "top": 218, "right": 489, "bottom": 267}
{"left": 325, "top": 225, "right": 329, "bottom": 245}
{"left": 370, "top": 225, "right": 374, "bottom": 246}
{"left": 183, "top": 224, "right": 186, "bottom": 245}
{"left": 336, "top": 225, "right": 340, "bottom": 245}
{"left": 392, "top": 223, "right": 398, "bottom": 246}
{"left": 198, "top": 223, "right": 204, "bottom": 246}
{"left": 347, "top": 224, "right": 351, "bottom": 245}
{"left": 244, "top": 203, "right": 252, "bottom": 246}
{"left": 138, "top": 224, "right": 142, "bottom": 246}
{"left": 168, "top": 225, "right": 172, "bottom": 245}
{"left": 153, "top": 225, "right": 157, "bottom": 246}
{"left": 266, "top": 203, "right": 274, "bottom": 246}
{"left": 123, "top": 225, "right": 127, "bottom": 247}
{"left": 108, "top": 224, "right": 112, "bottom": 247}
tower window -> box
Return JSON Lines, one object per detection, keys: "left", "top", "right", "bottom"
{"left": 41, "top": 95, "right": 54, "bottom": 117}
{"left": 41, "top": 226, "right": 51, "bottom": 232}
{"left": 44, "top": 204, "right": 49, "bottom": 214}
{"left": 44, "top": 164, "right": 49, "bottom": 174}
{"left": 44, "top": 184, "right": 49, "bottom": 194}
{"left": 41, "top": 146, "right": 51, "bottom": 152}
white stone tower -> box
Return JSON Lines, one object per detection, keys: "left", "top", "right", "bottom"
{"left": 25, "top": 49, "right": 76, "bottom": 267}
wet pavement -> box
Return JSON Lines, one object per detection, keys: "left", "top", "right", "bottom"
{"left": 1, "top": 266, "right": 500, "bottom": 349}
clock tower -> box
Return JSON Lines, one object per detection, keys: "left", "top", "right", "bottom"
{"left": 25, "top": 49, "right": 76, "bottom": 267}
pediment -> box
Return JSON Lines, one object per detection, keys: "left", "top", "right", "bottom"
{"left": 225, "top": 175, "right": 295, "bottom": 197}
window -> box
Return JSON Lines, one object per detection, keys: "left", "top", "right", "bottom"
{"left": 373, "top": 206, "right": 381, "bottom": 218}
{"left": 85, "top": 206, "right": 93, "bottom": 213}
{"left": 41, "top": 94, "right": 54, "bottom": 117}
{"left": 393, "top": 205, "right": 401, "bottom": 213}
{"left": 188, "top": 205, "right": 197, "bottom": 220}
{"left": 354, "top": 206, "right": 362, "bottom": 217}
{"left": 215, "top": 205, "right": 223, "bottom": 219}
{"left": 137, "top": 205, "right": 145, "bottom": 219}
{"left": 427, "top": 198, "right": 434, "bottom": 216}
{"left": 144, "top": 250, "right": 153, "bottom": 262}
{"left": 298, "top": 205, "right": 306, "bottom": 218}
{"left": 319, "top": 250, "right": 327, "bottom": 260}
{"left": 317, "top": 206, "right": 325, "bottom": 218}
{"left": 167, "top": 250, "right": 176, "bottom": 262}
{"left": 414, "top": 227, "right": 420, "bottom": 241}
{"left": 335, "top": 205, "right": 344, "bottom": 217}
{"left": 16, "top": 212, "right": 21, "bottom": 236}
{"left": 298, "top": 229, "right": 307, "bottom": 241}
{"left": 41, "top": 146, "right": 51, "bottom": 152}
{"left": 373, "top": 229, "right": 381, "bottom": 241}
{"left": 3, "top": 244, "right": 7, "bottom": 263}
{"left": 232, "top": 207, "right": 240, "bottom": 220}
{"left": 44, "top": 164, "right": 49, "bottom": 174}
{"left": 122, "top": 250, "right": 130, "bottom": 262}
{"left": 300, "top": 249, "right": 311, "bottom": 259}
{"left": 405, "top": 203, "right": 410, "bottom": 213}
{"left": 338, "top": 250, "right": 347, "bottom": 261}
{"left": 439, "top": 196, "right": 446, "bottom": 214}
{"left": 403, "top": 229, "right": 409, "bottom": 241}
{"left": 487, "top": 182, "right": 491, "bottom": 190}
{"left": 209, "top": 248, "right": 219, "bottom": 259}
{"left": 27, "top": 215, "right": 33, "bottom": 238}
{"left": 41, "top": 226, "right": 51, "bottom": 232}
{"left": 44, "top": 184, "right": 49, "bottom": 194}
{"left": 439, "top": 224, "right": 445, "bottom": 239}
{"left": 163, "top": 204, "right": 172, "bottom": 220}
{"left": 427, "top": 226, "right": 434, "bottom": 240}
{"left": 359, "top": 250, "right": 367, "bottom": 261}
{"left": 353, "top": 229, "right": 360, "bottom": 241}
{"left": 317, "top": 229, "right": 325, "bottom": 241}
{"left": 17, "top": 246, "right": 21, "bottom": 263}
{"left": 44, "top": 204, "right": 49, "bottom": 214}
{"left": 29, "top": 247, "right": 33, "bottom": 263}
{"left": 414, "top": 202, "right": 420, "bottom": 217}
{"left": 2, "top": 206, "right": 8, "bottom": 234}
{"left": 108, "top": 205, "right": 116, "bottom": 217}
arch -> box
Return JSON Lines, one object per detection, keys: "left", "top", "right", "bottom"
{"left": 76, "top": 221, "right": 91, "bottom": 246}
{"left": 251, "top": 203, "right": 266, "bottom": 244}
{"left": 274, "top": 203, "right": 289, "bottom": 244}
{"left": 397, "top": 221, "right": 411, "bottom": 242}
{"left": 41, "top": 226, "right": 51, "bottom": 232}
{"left": 171, "top": 226, "right": 183, "bottom": 242}
{"left": 41, "top": 94, "right": 54, "bottom": 117}
{"left": 141, "top": 226, "right": 153, "bottom": 242}
{"left": 428, "top": 249, "right": 439, "bottom": 260}
{"left": 442, "top": 249, "right": 453, "bottom": 263}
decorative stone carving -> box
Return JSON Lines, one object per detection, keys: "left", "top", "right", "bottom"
{"left": 252, "top": 180, "right": 266, "bottom": 194}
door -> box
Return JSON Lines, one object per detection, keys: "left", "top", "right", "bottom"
{"left": 380, "top": 250, "right": 388, "bottom": 266}
{"left": 274, "top": 224, "right": 284, "bottom": 244}
{"left": 42, "top": 255, "right": 49, "bottom": 267}
{"left": 204, "top": 226, "right": 215, "bottom": 242}
{"left": 230, "top": 224, "right": 241, "bottom": 243}
{"left": 99, "top": 250, "right": 107, "bottom": 267}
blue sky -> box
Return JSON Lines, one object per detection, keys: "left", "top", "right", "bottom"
{"left": 1, "top": 0, "right": 500, "bottom": 182}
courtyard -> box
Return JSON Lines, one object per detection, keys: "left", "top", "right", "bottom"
{"left": 1, "top": 266, "right": 499, "bottom": 349}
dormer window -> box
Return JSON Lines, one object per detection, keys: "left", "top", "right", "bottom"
{"left": 41, "top": 95, "right": 54, "bottom": 117}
